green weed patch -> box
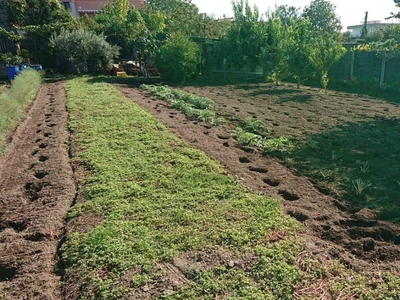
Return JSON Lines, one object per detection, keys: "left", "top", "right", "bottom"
{"left": 62, "top": 78, "right": 300, "bottom": 299}
{"left": 0, "top": 69, "right": 41, "bottom": 154}
{"left": 141, "top": 84, "right": 223, "bottom": 124}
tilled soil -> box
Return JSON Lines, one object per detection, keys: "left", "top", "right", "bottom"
{"left": 117, "top": 84, "right": 400, "bottom": 274}
{"left": 0, "top": 82, "right": 75, "bottom": 299}
{"left": 1, "top": 80, "right": 399, "bottom": 298}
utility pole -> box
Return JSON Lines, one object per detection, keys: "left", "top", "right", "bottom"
{"left": 361, "top": 11, "right": 368, "bottom": 39}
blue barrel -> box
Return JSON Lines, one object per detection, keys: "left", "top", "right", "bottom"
{"left": 6, "top": 65, "right": 19, "bottom": 81}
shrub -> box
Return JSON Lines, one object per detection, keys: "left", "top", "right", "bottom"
{"left": 0, "top": 69, "right": 41, "bottom": 154}
{"left": 155, "top": 32, "right": 199, "bottom": 83}
{"left": 49, "top": 28, "right": 120, "bottom": 74}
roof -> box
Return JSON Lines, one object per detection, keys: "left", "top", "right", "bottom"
{"left": 347, "top": 23, "right": 393, "bottom": 30}
{"left": 75, "top": 0, "right": 143, "bottom": 12}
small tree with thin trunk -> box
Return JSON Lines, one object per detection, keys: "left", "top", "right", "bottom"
{"left": 286, "top": 17, "right": 314, "bottom": 88}
{"left": 307, "top": 34, "right": 346, "bottom": 93}
{"left": 263, "top": 11, "right": 289, "bottom": 85}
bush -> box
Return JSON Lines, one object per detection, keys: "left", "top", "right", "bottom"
{"left": 0, "top": 69, "right": 41, "bottom": 154}
{"left": 49, "top": 28, "right": 120, "bottom": 74}
{"left": 155, "top": 32, "right": 199, "bottom": 82}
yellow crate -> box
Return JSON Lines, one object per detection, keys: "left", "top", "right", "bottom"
{"left": 116, "top": 71, "right": 127, "bottom": 77}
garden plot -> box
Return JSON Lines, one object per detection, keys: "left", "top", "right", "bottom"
{"left": 0, "top": 82, "right": 75, "bottom": 299}
{"left": 118, "top": 81, "right": 400, "bottom": 274}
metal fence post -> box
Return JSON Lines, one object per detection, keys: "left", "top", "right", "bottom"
{"left": 350, "top": 51, "right": 355, "bottom": 79}
{"left": 380, "top": 57, "right": 386, "bottom": 88}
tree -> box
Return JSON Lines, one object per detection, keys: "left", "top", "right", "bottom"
{"left": 7, "top": 0, "right": 72, "bottom": 26}
{"left": 307, "top": 34, "right": 346, "bottom": 93}
{"left": 145, "top": 0, "right": 199, "bottom": 36}
{"left": 93, "top": 0, "right": 146, "bottom": 57}
{"left": 388, "top": 0, "right": 400, "bottom": 19}
{"left": 263, "top": 11, "right": 289, "bottom": 85}
{"left": 275, "top": 5, "right": 301, "bottom": 25}
{"left": 154, "top": 31, "right": 199, "bottom": 82}
{"left": 144, "top": 0, "right": 224, "bottom": 38}
{"left": 286, "top": 18, "right": 314, "bottom": 88}
{"left": 219, "top": 0, "right": 267, "bottom": 71}
{"left": 4, "top": 0, "right": 76, "bottom": 67}
{"left": 302, "top": 0, "right": 342, "bottom": 34}
{"left": 50, "top": 28, "right": 119, "bottom": 74}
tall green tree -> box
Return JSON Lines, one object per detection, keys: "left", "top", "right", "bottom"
{"left": 219, "top": 0, "right": 267, "bottom": 71}
{"left": 7, "top": 0, "right": 72, "bottom": 26}
{"left": 275, "top": 5, "right": 300, "bottom": 25}
{"left": 4, "top": 0, "right": 76, "bottom": 67}
{"left": 302, "top": 0, "right": 342, "bottom": 34}
{"left": 145, "top": 0, "right": 199, "bottom": 36}
{"left": 286, "top": 18, "right": 314, "bottom": 88}
{"left": 263, "top": 11, "right": 289, "bottom": 85}
{"left": 144, "top": 0, "right": 225, "bottom": 38}
{"left": 155, "top": 31, "right": 199, "bottom": 82}
{"left": 93, "top": 0, "right": 146, "bottom": 57}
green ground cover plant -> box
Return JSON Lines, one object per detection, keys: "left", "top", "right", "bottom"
{"left": 141, "top": 84, "right": 221, "bottom": 123}
{"left": 0, "top": 69, "right": 41, "bottom": 154}
{"left": 232, "top": 119, "right": 294, "bottom": 156}
{"left": 61, "top": 77, "right": 301, "bottom": 299}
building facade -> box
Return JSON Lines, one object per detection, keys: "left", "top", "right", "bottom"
{"left": 346, "top": 21, "right": 392, "bottom": 38}
{"left": 60, "top": 0, "right": 144, "bottom": 18}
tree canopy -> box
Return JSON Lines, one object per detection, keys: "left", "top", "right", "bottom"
{"left": 302, "top": 0, "right": 342, "bottom": 34}
{"left": 7, "top": 0, "right": 72, "bottom": 27}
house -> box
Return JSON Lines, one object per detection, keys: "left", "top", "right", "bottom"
{"left": 60, "top": 0, "right": 144, "bottom": 18}
{"left": 346, "top": 21, "right": 392, "bottom": 38}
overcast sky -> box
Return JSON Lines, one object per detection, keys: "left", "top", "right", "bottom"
{"left": 191, "top": 0, "right": 400, "bottom": 30}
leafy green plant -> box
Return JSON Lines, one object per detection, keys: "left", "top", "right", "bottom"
{"left": 141, "top": 84, "right": 216, "bottom": 124}
{"left": 243, "top": 117, "right": 265, "bottom": 134}
{"left": 263, "top": 136, "right": 294, "bottom": 154}
{"left": 233, "top": 127, "right": 265, "bottom": 147}
{"left": 352, "top": 178, "right": 372, "bottom": 195}
{"left": 0, "top": 53, "right": 24, "bottom": 65}
{"left": 307, "top": 34, "right": 347, "bottom": 94}
{"left": 49, "top": 28, "right": 120, "bottom": 74}
{"left": 359, "top": 161, "right": 370, "bottom": 173}
{"left": 155, "top": 32, "right": 200, "bottom": 83}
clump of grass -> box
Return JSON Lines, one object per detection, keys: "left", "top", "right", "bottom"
{"left": 233, "top": 127, "right": 294, "bottom": 154}
{"left": 141, "top": 84, "right": 220, "bottom": 124}
{"left": 0, "top": 69, "right": 41, "bottom": 154}
{"left": 62, "top": 78, "right": 300, "bottom": 299}
{"left": 352, "top": 178, "right": 372, "bottom": 195}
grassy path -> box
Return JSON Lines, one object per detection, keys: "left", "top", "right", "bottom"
{"left": 61, "top": 77, "right": 300, "bottom": 299}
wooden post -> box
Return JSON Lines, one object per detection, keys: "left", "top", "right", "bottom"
{"left": 350, "top": 51, "right": 355, "bottom": 79}
{"left": 380, "top": 57, "right": 386, "bottom": 88}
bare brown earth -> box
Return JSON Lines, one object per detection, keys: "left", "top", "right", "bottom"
{"left": 0, "top": 82, "right": 75, "bottom": 299}
{"left": 116, "top": 82, "right": 400, "bottom": 275}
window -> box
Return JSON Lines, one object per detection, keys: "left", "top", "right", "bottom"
{"left": 61, "top": 2, "right": 70, "bottom": 10}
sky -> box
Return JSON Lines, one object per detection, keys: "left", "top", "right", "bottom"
{"left": 191, "top": 0, "right": 400, "bottom": 30}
